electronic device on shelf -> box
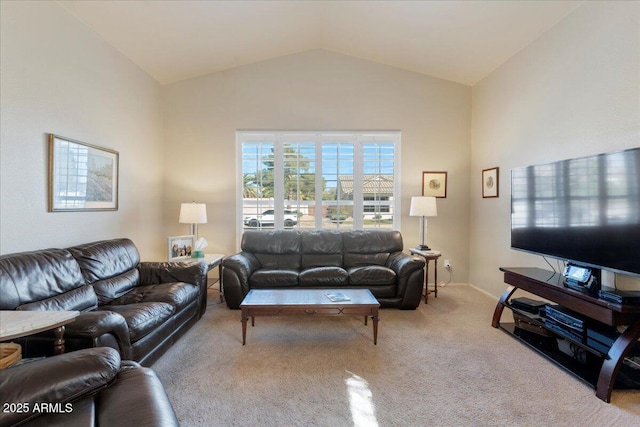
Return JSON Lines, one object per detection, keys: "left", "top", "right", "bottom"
{"left": 544, "top": 304, "right": 586, "bottom": 333}
{"left": 598, "top": 287, "right": 640, "bottom": 304}
{"left": 562, "top": 264, "right": 600, "bottom": 296}
{"left": 510, "top": 297, "right": 548, "bottom": 314}
{"left": 510, "top": 147, "right": 640, "bottom": 279}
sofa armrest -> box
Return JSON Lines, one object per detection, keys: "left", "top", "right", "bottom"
{"left": 0, "top": 347, "right": 120, "bottom": 427}
{"left": 386, "top": 252, "right": 425, "bottom": 309}
{"left": 222, "top": 253, "right": 260, "bottom": 309}
{"left": 65, "top": 311, "right": 133, "bottom": 360}
{"left": 386, "top": 252, "right": 425, "bottom": 276}
{"left": 222, "top": 253, "right": 260, "bottom": 283}
{"left": 97, "top": 363, "right": 179, "bottom": 427}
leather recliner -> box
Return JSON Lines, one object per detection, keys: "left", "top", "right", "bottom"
{"left": 0, "top": 347, "right": 178, "bottom": 427}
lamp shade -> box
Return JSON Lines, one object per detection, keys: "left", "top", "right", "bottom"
{"left": 179, "top": 202, "right": 207, "bottom": 224}
{"left": 409, "top": 196, "right": 437, "bottom": 217}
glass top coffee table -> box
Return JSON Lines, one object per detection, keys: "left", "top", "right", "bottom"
{"left": 239, "top": 289, "right": 380, "bottom": 345}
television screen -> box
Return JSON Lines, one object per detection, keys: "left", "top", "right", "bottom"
{"left": 511, "top": 147, "right": 640, "bottom": 277}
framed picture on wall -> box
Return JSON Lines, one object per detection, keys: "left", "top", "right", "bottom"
{"left": 48, "top": 134, "right": 119, "bottom": 212}
{"left": 168, "top": 235, "right": 195, "bottom": 261}
{"left": 422, "top": 171, "right": 447, "bottom": 198}
{"left": 482, "top": 167, "right": 499, "bottom": 198}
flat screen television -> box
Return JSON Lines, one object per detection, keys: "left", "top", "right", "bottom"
{"left": 510, "top": 147, "right": 640, "bottom": 278}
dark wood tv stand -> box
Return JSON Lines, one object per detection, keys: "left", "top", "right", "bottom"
{"left": 493, "top": 267, "right": 640, "bottom": 402}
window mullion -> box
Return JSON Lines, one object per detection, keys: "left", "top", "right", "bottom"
{"left": 274, "top": 137, "right": 284, "bottom": 229}
{"left": 353, "top": 137, "right": 364, "bottom": 229}
{"left": 315, "top": 137, "right": 324, "bottom": 229}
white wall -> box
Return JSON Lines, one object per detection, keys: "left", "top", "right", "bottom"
{"left": 0, "top": 1, "right": 165, "bottom": 259}
{"left": 470, "top": 1, "right": 640, "bottom": 296}
{"left": 162, "top": 49, "right": 472, "bottom": 281}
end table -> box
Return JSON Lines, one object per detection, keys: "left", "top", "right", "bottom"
{"left": 409, "top": 248, "right": 441, "bottom": 304}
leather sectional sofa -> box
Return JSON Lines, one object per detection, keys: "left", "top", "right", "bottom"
{"left": 0, "top": 347, "right": 178, "bottom": 427}
{"left": 0, "top": 238, "right": 208, "bottom": 366}
{"left": 223, "top": 230, "right": 425, "bottom": 309}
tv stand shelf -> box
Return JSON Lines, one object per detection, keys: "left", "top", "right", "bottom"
{"left": 493, "top": 267, "right": 640, "bottom": 403}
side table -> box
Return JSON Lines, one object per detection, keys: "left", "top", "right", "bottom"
{"left": 201, "top": 254, "right": 225, "bottom": 303}
{"left": 0, "top": 310, "right": 79, "bottom": 355}
{"left": 409, "top": 248, "right": 441, "bottom": 304}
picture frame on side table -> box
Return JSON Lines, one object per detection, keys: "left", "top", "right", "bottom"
{"left": 482, "top": 167, "right": 499, "bottom": 198}
{"left": 168, "top": 235, "right": 195, "bottom": 261}
{"left": 48, "top": 134, "right": 119, "bottom": 212}
{"left": 422, "top": 171, "right": 447, "bottom": 198}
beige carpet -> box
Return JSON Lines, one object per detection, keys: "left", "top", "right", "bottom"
{"left": 153, "top": 285, "right": 640, "bottom": 426}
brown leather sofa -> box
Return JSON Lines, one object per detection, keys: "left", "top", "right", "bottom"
{"left": 0, "top": 238, "right": 208, "bottom": 366}
{"left": 0, "top": 347, "right": 178, "bottom": 427}
{"left": 223, "top": 230, "right": 425, "bottom": 309}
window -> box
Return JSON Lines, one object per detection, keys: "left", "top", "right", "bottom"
{"left": 237, "top": 131, "right": 400, "bottom": 237}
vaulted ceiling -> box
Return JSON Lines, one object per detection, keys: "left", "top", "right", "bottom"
{"left": 58, "top": 0, "right": 582, "bottom": 86}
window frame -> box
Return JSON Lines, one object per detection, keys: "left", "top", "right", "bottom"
{"left": 236, "top": 131, "right": 401, "bottom": 245}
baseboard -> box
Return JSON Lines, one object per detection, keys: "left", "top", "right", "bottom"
{"left": 468, "top": 283, "right": 500, "bottom": 301}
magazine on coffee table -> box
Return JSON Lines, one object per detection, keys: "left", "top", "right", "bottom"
{"left": 325, "top": 292, "right": 351, "bottom": 302}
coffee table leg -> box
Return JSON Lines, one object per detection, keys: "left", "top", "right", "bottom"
{"left": 241, "top": 313, "right": 248, "bottom": 345}
{"left": 364, "top": 316, "right": 368, "bottom": 325}
{"left": 372, "top": 315, "right": 379, "bottom": 345}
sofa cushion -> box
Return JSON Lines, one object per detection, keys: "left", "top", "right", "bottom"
{"left": 343, "top": 230, "right": 401, "bottom": 267}
{"left": 242, "top": 230, "right": 301, "bottom": 254}
{"left": 109, "top": 282, "right": 199, "bottom": 312}
{"left": 16, "top": 285, "right": 98, "bottom": 312}
{"left": 301, "top": 231, "right": 343, "bottom": 268}
{"left": 102, "top": 302, "right": 174, "bottom": 342}
{"left": 249, "top": 269, "right": 299, "bottom": 288}
{"left": 299, "top": 267, "right": 349, "bottom": 286}
{"left": 0, "top": 248, "right": 85, "bottom": 310}
{"left": 254, "top": 253, "right": 301, "bottom": 270}
{"left": 348, "top": 266, "right": 396, "bottom": 285}
{"left": 242, "top": 230, "right": 301, "bottom": 269}
{"left": 69, "top": 238, "right": 141, "bottom": 284}
{"left": 91, "top": 269, "right": 141, "bottom": 305}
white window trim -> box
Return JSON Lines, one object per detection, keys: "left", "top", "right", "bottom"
{"left": 235, "top": 131, "right": 401, "bottom": 248}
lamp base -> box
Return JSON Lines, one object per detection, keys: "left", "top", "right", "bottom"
{"left": 416, "top": 244, "right": 431, "bottom": 251}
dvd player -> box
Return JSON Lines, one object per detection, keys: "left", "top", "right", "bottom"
{"left": 544, "top": 305, "right": 585, "bottom": 332}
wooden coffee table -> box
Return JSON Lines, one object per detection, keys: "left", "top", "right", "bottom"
{"left": 240, "top": 289, "right": 380, "bottom": 345}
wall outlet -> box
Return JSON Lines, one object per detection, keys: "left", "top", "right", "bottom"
{"left": 444, "top": 259, "right": 451, "bottom": 268}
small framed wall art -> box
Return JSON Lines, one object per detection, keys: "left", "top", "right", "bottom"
{"left": 168, "top": 235, "right": 195, "bottom": 261}
{"left": 48, "top": 134, "right": 119, "bottom": 212}
{"left": 482, "top": 167, "right": 499, "bottom": 198}
{"left": 422, "top": 171, "right": 447, "bottom": 198}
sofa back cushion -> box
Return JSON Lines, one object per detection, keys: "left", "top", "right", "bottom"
{"left": 301, "top": 230, "right": 343, "bottom": 268}
{"left": 69, "top": 239, "right": 141, "bottom": 304}
{"left": 343, "top": 230, "right": 403, "bottom": 268}
{"left": 0, "top": 248, "right": 90, "bottom": 310}
{"left": 242, "top": 230, "right": 301, "bottom": 269}
{"left": 16, "top": 285, "right": 98, "bottom": 312}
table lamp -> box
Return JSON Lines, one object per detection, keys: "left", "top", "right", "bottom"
{"left": 410, "top": 196, "right": 437, "bottom": 250}
{"left": 179, "top": 202, "right": 207, "bottom": 242}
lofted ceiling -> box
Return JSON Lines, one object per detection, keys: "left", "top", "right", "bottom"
{"left": 57, "top": 0, "right": 583, "bottom": 86}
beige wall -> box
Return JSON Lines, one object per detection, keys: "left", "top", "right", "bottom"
{"left": 2, "top": 1, "right": 637, "bottom": 289}
{"left": 0, "top": 1, "right": 165, "bottom": 259}
{"left": 470, "top": 1, "right": 640, "bottom": 296}
{"left": 162, "top": 49, "right": 472, "bottom": 280}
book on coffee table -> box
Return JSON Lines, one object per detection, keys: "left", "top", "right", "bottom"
{"left": 325, "top": 292, "right": 351, "bottom": 302}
